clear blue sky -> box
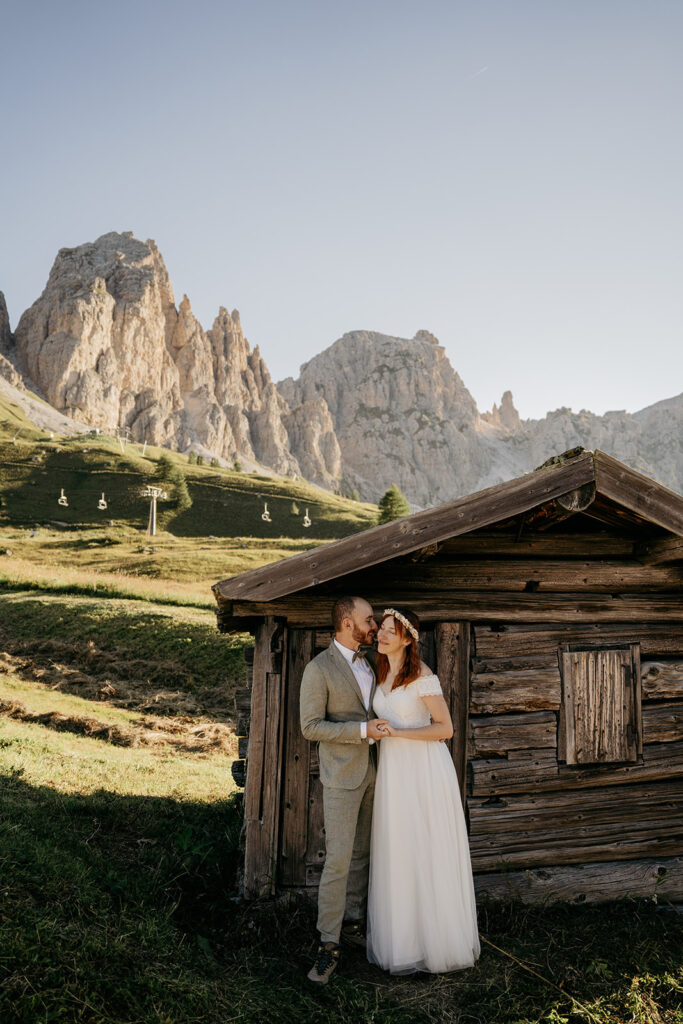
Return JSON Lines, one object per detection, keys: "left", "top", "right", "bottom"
{"left": 1, "top": 0, "right": 681, "bottom": 419}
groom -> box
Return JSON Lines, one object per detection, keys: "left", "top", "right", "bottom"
{"left": 299, "top": 595, "right": 388, "bottom": 985}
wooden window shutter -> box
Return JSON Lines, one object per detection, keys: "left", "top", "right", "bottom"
{"left": 559, "top": 645, "right": 642, "bottom": 765}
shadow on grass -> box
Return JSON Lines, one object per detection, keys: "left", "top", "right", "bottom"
{"left": 0, "top": 591, "right": 247, "bottom": 721}
{"left": 0, "top": 771, "right": 426, "bottom": 1024}
{"left": 1, "top": 765, "right": 681, "bottom": 1024}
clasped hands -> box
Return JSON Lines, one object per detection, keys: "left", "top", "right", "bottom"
{"left": 367, "top": 718, "right": 397, "bottom": 740}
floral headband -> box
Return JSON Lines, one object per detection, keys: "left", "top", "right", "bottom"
{"left": 383, "top": 608, "right": 419, "bottom": 641}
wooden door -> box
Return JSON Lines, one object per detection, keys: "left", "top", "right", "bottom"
{"left": 279, "top": 628, "right": 318, "bottom": 887}
{"left": 435, "top": 621, "right": 471, "bottom": 801}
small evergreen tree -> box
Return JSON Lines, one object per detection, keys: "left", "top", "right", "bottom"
{"left": 187, "top": 451, "right": 197, "bottom": 464}
{"left": 153, "top": 454, "right": 192, "bottom": 526}
{"left": 377, "top": 483, "right": 410, "bottom": 524}
{"left": 233, "top": 460, "right": 242, "bottom": 473}
{"left": 210, "top": 457, "right": 219, "bottom": 468}
{"left": 351, "top": 488, "right": 360, "bottom": 503}
{"left": 196, "top": 454, "right": 204, "bottom": 466}
{"left": 291, "top": 501, "right": 300, "bottom": 516}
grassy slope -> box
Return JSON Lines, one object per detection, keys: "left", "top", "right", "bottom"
{"left": 0, "top": 399, "right": 681, "bottom": 1023}
{"left": 0, "top": 389, "right": 380, "bottom": 605}
{"left": 0, "top": 595, "right": 681, "bottom": 1024}
{"left": 0, "top": 395, "right": 377, "bottom": 540}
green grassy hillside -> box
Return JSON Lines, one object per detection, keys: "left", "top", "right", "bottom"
{"left": 0, "top": 393, "right": 377, "bottom": 540}
{"left": 1, "top": 591, "right": 681, "bottom": 1024}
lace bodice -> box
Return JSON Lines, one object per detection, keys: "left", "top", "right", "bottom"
{"left": 373, "top": 674, "right": 443, "bottom": 729}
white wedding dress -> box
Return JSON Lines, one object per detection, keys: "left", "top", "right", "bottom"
{"left": 366, "top": 674, "right": 480, "bottom": 974}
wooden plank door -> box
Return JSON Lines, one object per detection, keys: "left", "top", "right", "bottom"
{"left": 435, "top": 621, "right": 471, "bottom": 802}
{"left": 244, "top": 618, "right": 287, "bottom": 897}
{"left": 279, "top": 628, "right": 317, "bottom": 886}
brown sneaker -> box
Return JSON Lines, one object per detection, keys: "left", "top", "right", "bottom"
{"left": 341, "top": 920, "right": 366, "bottom": 949}
{"left": 307, "top": 942, "right": 341, "bottom": 985}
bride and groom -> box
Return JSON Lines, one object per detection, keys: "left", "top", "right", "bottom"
{"left": 300, "top": 596, "right": 480, "bottom": 983}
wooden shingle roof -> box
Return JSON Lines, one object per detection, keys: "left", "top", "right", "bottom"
{"left": 213, "top": 449, "right": 683, "bottom": 606}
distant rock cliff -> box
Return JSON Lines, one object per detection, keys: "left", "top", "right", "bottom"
{"left": 279, "top": 330, "right": 491, "bottom": 505}
{"left": 2, "top": 231, "right": 680, "bottom": 507}
{"left": 280, "top": 330, "right": 682, "bottom": 504}
{"left": 6, "top": 232, "right": 339, "bottom": 486}
{"left": 0, "top": 291, "right": 24, "bottom": 389}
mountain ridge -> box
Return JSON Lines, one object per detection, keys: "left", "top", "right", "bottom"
{"left": 1, "top": 231, "right": 681, "bottom": 507}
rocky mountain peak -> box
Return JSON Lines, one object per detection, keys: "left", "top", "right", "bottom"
{"left": 482, "top": 390, "right": 522, "bottom": 431}
{"left": 0, "top": 291, "right": 24, "bottom": 389}
{"left": 5, "top": 232, "right": 338, "bottom": 486}
{"left": 2, "top": 233, "right": 680, "bottom": 507}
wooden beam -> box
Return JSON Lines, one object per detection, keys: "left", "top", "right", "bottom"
{"left": 439, "top": 531, "right": 636, "bottom": 558}
{"left": 641, "top": 661, "right": 683, "bottom": 700}
{"left": 474, "top": 856, "right": 683, "bottom": 904}
{"left": 468, "top": 710, "right": 557, "bottom": 758}
{"left": 474, "top": 624, "right": 683, "bottom": 659}
{"left": 215, "top": 452, "right": 597, "bottom": 602}
{"left": 555, "top": 482, "right": 596, "bottom": 512}
{"left": 229, "top": 592, "right": 683, "bottom": 627}
{"left": 469, "top": 820, "right": 683, "bottom": 871}
{"left": 642, "top": 701, "right": 683, "bottom": 744}
{"left": 635, "top": 535, "right": 683, "bottom": 565}
{"left": 470, "top": 663, "right": 561, "bottom": 715}
{"left": 469, "top": 779, "right": 683, "bottom": 833}
{"left": 344, "top": 559, "right": 683, "bottom": 593}
{"left": 244, "top": 618, "right": 287, "bottom": 898}
{"left": 594, "top": 449, "right": 683, "bottom": 536}
{"left": 469, "top": 740, "right": 683, "bottom": 796}
{"left": 436, "top": 622, "right": 470, "bottom": 801}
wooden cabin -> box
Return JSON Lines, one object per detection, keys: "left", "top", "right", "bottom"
{"left": 213, "top": 448, "right": 683, "bottom": 905}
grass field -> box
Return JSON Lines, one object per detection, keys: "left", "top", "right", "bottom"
{"left": 0, "top": 405, "right": 681, "bottom": 1023}
{"left": 1, "top": 589, "right": 681, "bottom": 1024}
{"left": 0, "top": 392, "right": 377, "bottom": 540}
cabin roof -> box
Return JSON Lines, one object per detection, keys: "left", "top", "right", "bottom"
{"left": 213, "top": 449, "right": 683, "bottom": 605}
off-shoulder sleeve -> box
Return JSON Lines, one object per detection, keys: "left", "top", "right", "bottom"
{"left": 416, "top": 674, "right": 443, "bottom": 698}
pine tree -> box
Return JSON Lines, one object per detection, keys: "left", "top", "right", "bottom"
{"left": 153, "top": 454, "right": 192, "bottom": 525}
{"left": 377, "top": 483, "right": 410, "bottom": 524}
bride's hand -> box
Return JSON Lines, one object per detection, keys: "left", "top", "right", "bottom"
{"left": 377, "top": 723, "right": 398, "bottom": 737}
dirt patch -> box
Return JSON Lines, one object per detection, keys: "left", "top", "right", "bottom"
{"left": 0, "top": 696, "right": 237, "bottom": 757}
{"left": 0, "top": 643, "right": 234, "bottom": 723}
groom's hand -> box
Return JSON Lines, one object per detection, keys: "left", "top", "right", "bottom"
{"left": 367, "top": 718, "right": 389, "bottom": 741}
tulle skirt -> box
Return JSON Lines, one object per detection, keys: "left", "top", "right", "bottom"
{"left": 366, "top": 737, "right": 480, "bottom": 974}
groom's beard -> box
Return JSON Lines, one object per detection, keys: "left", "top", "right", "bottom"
{"left": 352, "top": 624, "right": 376, "bottom": 647}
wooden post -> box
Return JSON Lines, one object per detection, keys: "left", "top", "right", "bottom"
{"left": 279, "top": 629, "right": 316, "bottom": 886}
{"left": 231, "top": 646, "right": 254, "bottom": 789}
{"left": 244, "top": 617, "right": 287, "bottom": 897}
{"left": 436, "top": 621, "right": 471, "bottom": 803}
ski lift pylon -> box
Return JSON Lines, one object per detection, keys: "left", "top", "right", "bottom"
{"left": 303, "top": 508, "right": 311, "bottom": 527}
{"left": 98, "top": 493, "right": 108, "bottom": 511}
{"left": 58, "top": 488, "right": 68, "bottom": 508}
{"left": 261, "top": 502, "right": 272, "bottom": 523}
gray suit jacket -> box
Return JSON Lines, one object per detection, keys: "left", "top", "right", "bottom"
{"left": 300, "top": 642, "right": 376, "bottom": 790}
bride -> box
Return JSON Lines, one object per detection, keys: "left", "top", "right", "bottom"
{"left": 366, "top": 608, "right": 480, "bottom": 975}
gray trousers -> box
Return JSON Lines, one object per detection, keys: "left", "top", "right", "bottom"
{"left": 317, "top": 758, "right": 376, "bottom": 944}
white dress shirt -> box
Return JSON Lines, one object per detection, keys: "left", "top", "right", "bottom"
{"left": 334, "top": 638, "right": 374, "bottom": 740}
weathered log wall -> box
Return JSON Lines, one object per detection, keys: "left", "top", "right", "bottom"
{"left": 466, "top": 621, "right": 683, "bottom": 894}
{"left": 227, "top": 525, "right": 683, "bottom": 904}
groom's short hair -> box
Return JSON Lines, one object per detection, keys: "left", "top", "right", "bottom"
{"left": 332, "top": 596, "right": 359, "bottom": 633}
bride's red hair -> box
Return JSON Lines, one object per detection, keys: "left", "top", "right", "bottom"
{"left": 376, "top": 609, "right": 422, "bottom": 691}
